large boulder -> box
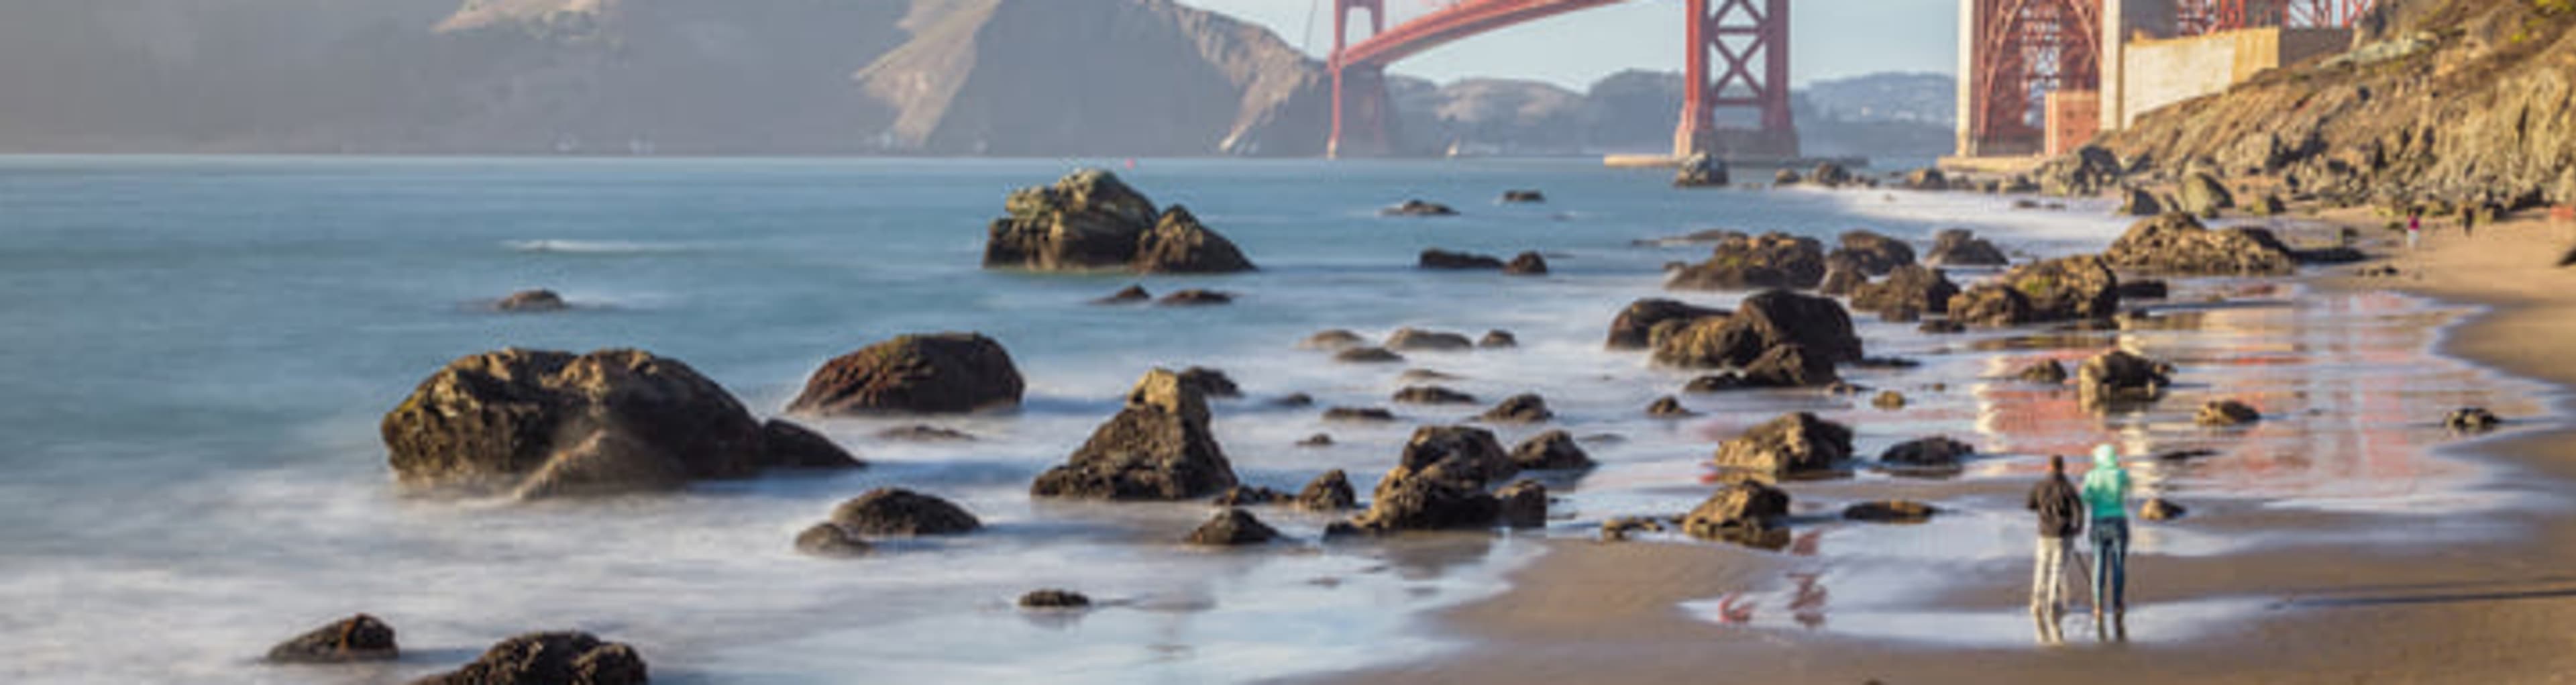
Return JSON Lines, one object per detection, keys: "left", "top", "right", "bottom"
{"left": 411, "top": 631, "right": 646, "bottom": 685}
{"left": 1395, "top": 425, "right": 1517, "bottom": 486}
{"left": 983, "top": 169, "right": 1254, "bottom": 273}
{"left": 1652, "top": 290, "right": 1863, "bottom": 368}
{"left": 266, "top": 615, "right": 398, "bottom": 664}
{"left": 1848, "top": 264, "right": 1960, "bottom": 316}
{"left": 1031, "top": 369, "right": 1239, "bottom": 500}
{"left": 2077, "top": 350, "right": 2174, "bottom": 409}
{"left": 1711, "top": 412, "right": 1854, "bottom": 475}
{"left": 2035, "top": 144, "right": 2125, "bottom": 196}
{"left": 788, "top": 333, "right": 1025, "bottom": 415}
{"left": 1606, "top": 298, "right": 1729, "bottom": 350}
{"left": 1879, "top": 436, "right": 1976, "bottom": 468}
{"left": 2176, "top": 172, "right": 2237, "bottom": 216}
{"left": 1668, "top": 233, "right": 1831, "bottom": 291}
{"left": 1831, "top": 230, "right": 1917, "bottom": 276}
{"left": 382, "top": 349, "right": 855, "bottom": 498}
{"left": 1949, "top": 255, "right": 2120, "bottom": 326}
{"left": 2103, "top": 213, "right": 2299, "bottom": 276}
{"left": 1681, "top": 477, "right": 1792, "bottom": 547}
{"left": 1674, "top": 152, "right": 1731, "bottom": 187}
{"left": 828, "top": 488, "right": 981, "bottom": 536}
{"left": 1509, "top": 430, "right": 1595, "bottom": 470}
{"left": 1925, "top": 229, "right": 2010, "bottom": 267}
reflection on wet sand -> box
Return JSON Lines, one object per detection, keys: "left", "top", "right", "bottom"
{"left": 1682, "top": 284, "right": 2552, "bottom": 647}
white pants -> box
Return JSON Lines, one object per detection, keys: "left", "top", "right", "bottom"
{"left": 2031, "top": 535, "right": 2091, "bottom": 615}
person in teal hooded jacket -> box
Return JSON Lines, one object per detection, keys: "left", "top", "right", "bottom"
{"left": 2082, "top": 443, "right": 2132, "bottom": 621}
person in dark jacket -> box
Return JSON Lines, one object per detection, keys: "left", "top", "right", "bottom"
{"left": 2027, "top": 455, "right": 2090, "bottom": 625}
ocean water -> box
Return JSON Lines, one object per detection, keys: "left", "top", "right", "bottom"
{"left": 0, "top": 156, "right": 2548, "bottom": 682}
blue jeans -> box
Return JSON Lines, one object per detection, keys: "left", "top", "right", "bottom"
{"left": 2090, "top": 517, "right": 2130, "bottom": 612}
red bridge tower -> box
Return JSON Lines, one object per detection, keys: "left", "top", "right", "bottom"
{"left": 1676, "top": 0, "right": 1798, "bottom": 158}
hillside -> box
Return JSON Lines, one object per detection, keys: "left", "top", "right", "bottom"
{"left": 2098, "top": 0, "right": 2576, "bottom": 207}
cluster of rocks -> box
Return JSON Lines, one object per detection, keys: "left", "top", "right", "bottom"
{"left": 266, "top": 616, "right": 645, "bottom": 685}
{"left": 382, "top": 348, "right": 866, "bottom": 500}
{"left": 1336, "top": 425, "right": 1559, "bottom": 535}
{"left": 1667, "top": 232, "right": 1830, "bottom": 291}
{"left": 1093, "top": 285, "right": 1240, "bottom": 307}
{"left": 983, "top": 169, "right": 1254, "bottom": 274}
{"left": 1646, "top": 290, "right": 1864, "bottom": 390}
{"left": 1305, "top": 326, "right": 1520, "bottom": 366}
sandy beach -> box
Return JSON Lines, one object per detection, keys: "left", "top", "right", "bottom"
{"left": 1318, "top": 212, "right": 2576, "bottom": 684}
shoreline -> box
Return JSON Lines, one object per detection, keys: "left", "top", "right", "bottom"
{"left": 1313, "top": 211, "right": 2576, "bottom": 684}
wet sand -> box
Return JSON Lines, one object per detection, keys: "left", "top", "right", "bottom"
{"left": 1313, "top": 213, "right": 2576, "bottom": 684}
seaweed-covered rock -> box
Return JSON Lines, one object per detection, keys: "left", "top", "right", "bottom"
{"left": 1186, "top": 509, "right": 1281, "bottom": 546}
{"left": 2104, "top": 213, "right": 2298, "bottom": 276}
{"left": 1031, "top": 369, "right": 1238, "bottom": 500}
{"left": 984, "top": 170, "right": 1254, "bottom": 273}
{"left": 1509, "top": 430, "right": 1595, "bottom": 470}
{"left": 1949, "top": 255, "right": 2120, "bottom": 326}
{"left": 2077, "top": 350, "right": 2174, "bottom": 409}
{"left": 828, "top": 488, "right": 981, "bottom": 536}
{"left": 1296, "top": 470, "right": 1358, "bottom": 511}
{"left": 1681, "top": 478, "right": 1791, "bottom": 547}
{"left": 1668, "top": 232, "right": 1831, "bottom": 291}
{"left": 266, "top": 614, "right": 398, "bottom": 664}
{"left": 790, "top": 333, "right": 1025, "bottom": 415}
{"left": 1652, "top": 290, "right": 1863, "bottom": 368}
{"left": 411, "top": 631, "right": 647, "bottom": 685}
{"left": 1925, "top": 229, "right": 2010, "bottom": 267}
{"left": 1848, "top": 264, "right": 1960, "bottom": 316}
{"left": 1712, "top": 412, "right": 1854, "bottom": 474}
{"left": 1879, "top": 436, "right": 1976, "bottom": 467}
{"left": 1477, "top": 394, "right": 1554, "bottom": 423}
{"left": 1831, "top": 230, "right": 1917, "bottom": 276}
{"left": 384, "top": 349, "right": 853, "bottom": 498}
{"left": 2196, "top": 399, "right": 2262, "bottom": 426}
{"left": 1606, "top": 299, "right": 1729, "bottom": 350}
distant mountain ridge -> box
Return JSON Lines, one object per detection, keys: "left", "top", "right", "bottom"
{"left": 0, "top": 1, "right": 1943, "bottom": 158}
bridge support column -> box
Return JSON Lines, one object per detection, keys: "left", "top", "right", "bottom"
{"left": 1328, "top": 0, "right": 1394, "bottom": 158}
{"left": 1959, "top": 0, "right": 2104, "bottom": 158}
{"left": 1676, "top": 0, "right": 1797, "bottom": 160}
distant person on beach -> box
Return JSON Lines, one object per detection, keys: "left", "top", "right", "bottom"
{"left": 2462, "top": 204, "right": 2477, "bottom": 238}
{"left": 2026, "top": 455, "right": 2090, "bottom": 623}
{"left": 2082, "top": 444, "right": 2133, "bottom": 623}
{"left": 2407, "top": 210, "right": 2424, "bottom": 250}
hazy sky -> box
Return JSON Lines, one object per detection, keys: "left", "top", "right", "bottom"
{"left": 1177, "top": 0, "right": 1958, "bottom": 89}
